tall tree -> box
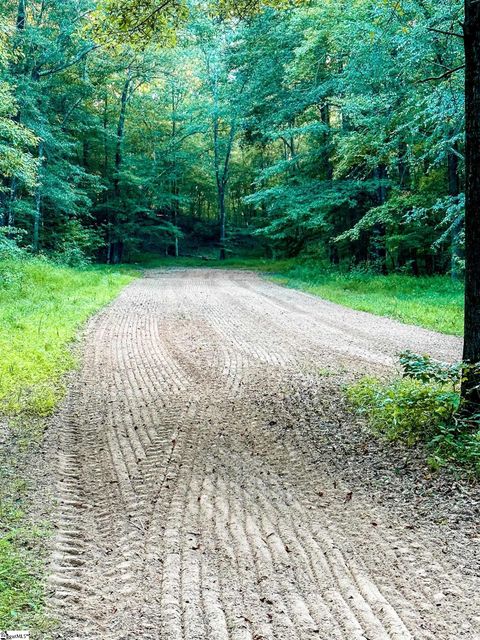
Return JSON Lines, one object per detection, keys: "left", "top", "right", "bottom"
{"left": 461, "top": 0, "right": 480, "bottom": 408}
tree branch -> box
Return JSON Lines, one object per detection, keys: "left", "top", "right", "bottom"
{"left": 37, "top": 44, "right": 100, "bottom": 77}
{"left": 428, "top": 27, "right": 464, "bottom": 39}
{"left": 416, "top": 64, "right": 465, "bottom": 83}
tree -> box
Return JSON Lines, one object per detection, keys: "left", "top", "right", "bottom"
{"left": 461, "top": 0, "right": 480, "bottom": 408}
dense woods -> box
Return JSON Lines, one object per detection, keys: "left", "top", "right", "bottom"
{"left": 0, "top": 0, "right": 467, "bottom": 274}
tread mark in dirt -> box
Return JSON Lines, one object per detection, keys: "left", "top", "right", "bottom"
{"left": 50, "top": 269, "right": 478, "bottom": 640}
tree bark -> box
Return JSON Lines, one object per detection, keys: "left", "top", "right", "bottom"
{"left": 110, "top": 71, "right": 131, "bottom": 263}
{"left": 114, "top": 72, "right": 131, "bottom": 199}
{"left": 371, "top": 165, "right": 388, "bottom": 274}
{"left": 218, "top": 186, "right": 226, "bottom": 260}
{"left": 461, "top": 0, "right": 480, "bottom": 409}
{"left": 448, "top": 144, "right": 463, "bottom": 280}
{"left": 171, "top": 85, "right": 179, "bottom": 257}
{"left": 16, "top": 0, "right": 26, "bottom": 30}
{"left": 33, "top": 141, "right": 44, "bottom": 252}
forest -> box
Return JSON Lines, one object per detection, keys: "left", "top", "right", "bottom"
{"left": 1, "top": 1, "right": 480, "bottom": 637}
{"left": 0, "top": 0, "right": 467, "bottom": 271}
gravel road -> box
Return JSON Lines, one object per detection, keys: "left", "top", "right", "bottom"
{"left": 49, "top": 269, "right": 479, "bottom": 640}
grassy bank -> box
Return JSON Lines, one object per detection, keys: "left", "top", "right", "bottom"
{"left": 274, "top": 265, "right": 464, "bottom": 336}
{"left": 139, "top": 255, "right": 464, "bottom": 336}
{"left": 0, "top": 258, "right": 137, "bottom": 415}
{"left": 0, "top": 257, "right": 137, "bottom": 635}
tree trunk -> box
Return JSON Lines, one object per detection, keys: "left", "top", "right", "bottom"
{"left": 171, "top": 85, "right": 179, "bottom": 258}
{"left": 16, "top": 0, "right": 26, "bottom": 30}
{"left": 114, "top": 73, "right": 130, "bottom": 198}
{"left": 111, "top": 72, "right": 131, "bottom": 263}
{"left": 370, "top": 165, "right": 388, "bottom": 274}
{"left": 448, "top": 145, "right": 463, "bottom": 280}
{"left": 33, "top": 141, "right": 43, "bottom": 253}
{"left": 218, "top": 186, "right": 226, "bottom": 260}
{"left": 461, "top": 0, "right": 480, "bottom": 409}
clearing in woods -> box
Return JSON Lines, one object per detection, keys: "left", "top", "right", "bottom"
{"left": 49, "top": 269, "right": 478, "bottom": 639}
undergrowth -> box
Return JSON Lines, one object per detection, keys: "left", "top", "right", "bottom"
{"left": 347, "top": 351, "right": 480, "bottom": 476}
{"left": 0, "top": 486, "right": 51, "bottom": 634}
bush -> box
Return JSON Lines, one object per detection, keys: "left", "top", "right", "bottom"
{"left": 347, "top": 376, "right": 460, "bottom": 445}
{"left": 51, "top": 220, "right": 104, "bottom": 268}
{"left": 347, "top": 352, "right": 480, "bottom": 476}
{"left": 0, "top": 227, "right": 27, "bottom": 261}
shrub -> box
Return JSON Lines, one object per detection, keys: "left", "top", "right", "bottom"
{"left": 0, "top": 227, "right": 27, "bottom": 261}
{"left": 399, "top": 349, "right": 462, "bottom": 385}
{"left": 347, "top": 376, "right": 460, "bottom": 445}
{"left": 347, "top": 352, "right": 480, "bottom": 475}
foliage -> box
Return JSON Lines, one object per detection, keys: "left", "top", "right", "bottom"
{"left": 347, "top": 354, "right": 480, "bottom": 475}
{"left": 347, "top": 376, "right": 460, "bottom": 444}
{"left": 399, "top": 349, "right": 463, "bottom": 384}
{"left": 0, "top": 227, "right": 27, "bottom": 260}
{"left": 0, "top": 0, "right": 468, "bottom": 270}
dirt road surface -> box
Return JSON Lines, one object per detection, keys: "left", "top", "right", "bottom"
{"left": 49, "top": 269, "right": 479, "bottom": 640}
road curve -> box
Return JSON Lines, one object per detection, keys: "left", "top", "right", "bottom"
{"left": 50, "top": 269, "right": 477, "bottom": 640}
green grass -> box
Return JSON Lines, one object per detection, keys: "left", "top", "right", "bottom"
{"left": 0, "top": 493, "right": 51, "bottom": 634}
{"left": 138, "top": 254, "right": 464, "bottom": 336}
{"left": 0, "top": 256, "right": 137, "bottom": 636}
{"left": 0, "top": 257, "right": 137, "bottom": 415}
{"left": 274, "top": 265, "right": 464, "bottom": 336}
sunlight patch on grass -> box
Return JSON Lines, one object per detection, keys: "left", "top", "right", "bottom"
{"left": 0, "top": 258, "right": 137, "bottom": 415}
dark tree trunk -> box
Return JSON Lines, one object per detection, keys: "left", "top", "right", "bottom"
{"left": 114, "top": 73, "right": 130, "bottom": 198}
{"left": 218, "top": 187, "right": 226, "bottom": 260}
{"left": 110, "top": 72, "right": 131, "bottom": 263}
{"left": 448, "top": 144, "right": 463, "bottom": 280}
{"left": 171, "top": 86, "right": 179, "bottom": 257}
{"left": 371, "top": 165, "right": 388, "bottom": 274}
{"left": 16, "top": 0, "right": 26, "bottom": 30}
{"left": 461, "top": 0, "right": 480, "bottom": 409}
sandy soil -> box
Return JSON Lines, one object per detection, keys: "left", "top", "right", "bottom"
{"left": 48, "top": 269, "right": 479, "bottom": 639}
